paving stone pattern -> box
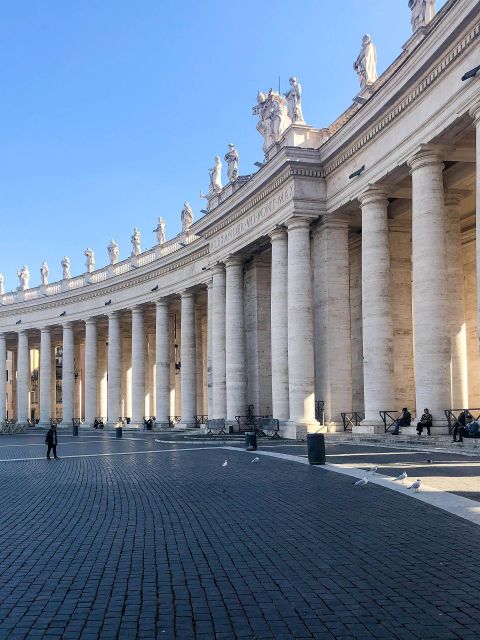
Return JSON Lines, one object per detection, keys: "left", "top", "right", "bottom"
{"left": 0, "top": 434, "right": 479, "bottom": 639}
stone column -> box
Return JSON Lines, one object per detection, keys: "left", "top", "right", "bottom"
{"left": 409, "top": 149, "right": 449, "bottom": 427}
{"left": 155, "top": 299, "right": 170, "bottom": 427}
{"left": 17, "top": 331, "right": 29, "bottom": 424}
{"left": 286, "top": 217, "right": 317, "bottom": 438}
{"left": 97, "top": 333, "right": 108, "bottom": 419}
{"left": 225, "top": 257, "right": 246, "bottom": 424}
{"left": 85, "top": 318, "right": 97, "bottom": 426}
{"left": 107, "top": 312, "right": 122, "bottom": 426}
{"left": 470, "top": 104, "right": 480, "bottom": 355}
{"left": 358, "top": 188, "right": 394, "bottom": 429}
{"left": 121, "top": 333, "right": 132, "bottom": 420}
{"left": 212, "top": 264, "right": 226, "bottom": 419}
{"left": 313, "top": 218, "right": 353, "bottom": 428}
{"left": 445, "top": 191, "right": 468, "bottom": 408}
{"left": 73, "top": 340, "right": 81, "bottom": 420}
{"left": 195, "top": 304, "right": 204, "bottom": 417}
{"left": 207, "top": 281, "right": 213, "bottom": 418}
{"left": 0, "top": 335, "right": 6, "bottom": 423}
{"left": 131, "top": 306, "right": 145, "bottom": 425}
{"left": 147, "top": 329, "right": 156, "bottom": 418}
{"left": 60, "top": 322, "right": 75, "bottom": 426}
{"left": 270, "top": 228, "right": 289, "bottom": 422}
{"left": 179, "top": 292, "right": 196, "bottom": 428}
{"left": 39, "top": 327, "right": 52, "bottom": 426}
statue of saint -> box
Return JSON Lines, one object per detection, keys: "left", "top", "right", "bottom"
{"left": 84, "top": 248, "right": 95, "bottom": 273}
{"left": 253, "top": 89, "right": 290, "bottom": 152}
{"left": 61, "top": 256, "right": 71, "bottom": 280}
{"left": 224, "top": 144, "right": 239, "bottom": 182}
{"left": 285, "top": 77, "right": 304, "bottom": 124}
{"left": 354, "top": 35, "right": 378, "bottom": 89}
{"left": 209, "top": 156, "right": 223, "bottom": 193}
{"left": 181, "top": 202, "right": 194, "bottom": 235}
{"left": 154, "top": 217, "right": 166, "bottom": 245}
{"left": 0, "top": 273, "right": 4, "bottom": 296}
{"left": 108, "top": 239, "right": 119, "bottom": 265}
{"left": 409, "top": 0, "right": 436, "bottom": 32}
{"left": 131, "top": 228, "right": 141, "bottom": 257}
{"left": 17, "top": 265, "right": 30, "bottom": 291}
{"left": 40, "top": 261, "right": 49, "bottom": 286}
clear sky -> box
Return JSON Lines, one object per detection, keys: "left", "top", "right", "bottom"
{"left": 0, "top": 0, "right": 446, "bottom": 290}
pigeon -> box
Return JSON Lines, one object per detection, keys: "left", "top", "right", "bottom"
{"left": 368, "top": 466, "right": 378, "bottom": 474}
{"left": 393, "top": 471, "right": 408, "bottom": 484}
{"left": 426, "top": 459, "right": 433, "bottom": 464}
{"left": 408, "top": 479, "right": 421, "bottom": 492}
{"left": 222, "top": 460, "right": 228, "bottom": 467}
{"left": 354, "top": 478, "right": 368, "bottom": 487}
{"left": 251, "top": 457, "right": 260, "bottom": 463}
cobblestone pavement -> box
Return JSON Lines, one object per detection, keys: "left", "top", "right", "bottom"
{"left": 251, "top": 441, "right": 480, "bottom": 502}
{"left": 0, "top": 433, "right": 480, "bottom": 639}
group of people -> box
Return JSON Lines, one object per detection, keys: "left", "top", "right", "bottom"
{"left": 393, "top": 407, "right": 432, "bottom": 436}
{"left": 452, "top": 413, "right": 480, "bottom": 443}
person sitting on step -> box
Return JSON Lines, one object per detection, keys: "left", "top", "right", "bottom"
{"left": 416, "top": 408, "right": 432, "bottom": 436}
{"left": 393, "top": 408, "right": 411, "bottom": 435}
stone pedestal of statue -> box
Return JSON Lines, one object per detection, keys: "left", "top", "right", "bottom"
{"left": 402, "top": 27, "right": 429, "bottom": 55}
{"left": 353, "top": 85, "right": 374, "bottom": 104}
{"left": 61, "top": 280, "right": 70, "bottom": 292}
{"left": 282, "top": 124, "right": 330, "bottom": 150}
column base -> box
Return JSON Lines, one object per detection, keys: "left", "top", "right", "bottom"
{"left": 154, "top": 421, "right": 171, "bottom": 430}
{"left": 353, "top": 419, "right": 385, "bottom": 435}
{"left": 37, "top": 421, "right": 53, "bottom": 429}
{"left": 281, "top": 420, "right": 319, "bottom": 440}
{"left": 176, "top": 422, "right": 196, "bottom": 430}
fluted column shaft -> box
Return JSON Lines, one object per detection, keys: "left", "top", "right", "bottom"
{"left": 286, "top": 217, "right": 316, "bottom": 436}
{"left": 61, "top": 322, "right": 75, "bottom": 425}
{"left": 212, "top": 264, "right": 226, "bottom": 418}
{"left": 155, "top": 300, "right": 170, "bottom": 425}
{"left": 180, "top": 292, "right": 197, "bottom": 427}
{"left": 409, "top": 150, "right": 449, "bottom": 424}
{"left": 107, "top": 312, "right": 122, "bottom": 424}
{"left": 359, "top": 188, "right": 394, "bottom": 424}
{"left": 85, "top": 318, "right": 97, "bottom": 425}
{"left": 445, "top": 191, "right": 468, "bottom": 407}
{"left": 39, "top": 327, "right": 52, "bottom": 425}
{"left": 0, "top": 335, "right": 6, "bottom": 423}
{"left": 270, "top": 228, "right": 289, "bottom": 421}
{"left": 17, "top": 331, "right": 29, "bottom": 423}
{"left": 131, "top": 307, "right": 145, "bottom": 424}
{"left": 225, "top": 257, "right": 246, "bottom": 421}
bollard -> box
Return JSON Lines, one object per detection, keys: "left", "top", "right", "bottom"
{"left": 307, "top": 433, "right": 326, "bottom": 465}
{"left": 116, "top": 426, "right": 123, "bottom": 439}
{"left": 72, "top": 424, "right": 79, "bottom": 437}
{"left": 245, "top": 431, "right": 257, "bottom": 451}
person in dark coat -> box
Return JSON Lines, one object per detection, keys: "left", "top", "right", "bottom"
{"left": 45, "top": 424, "right": 59, "bottom": 460}
{"left": 416, "top": 408, "right": 432, "bottom": 436}
{"left": 393, "top": 408, "right": 411, "bottom": 435}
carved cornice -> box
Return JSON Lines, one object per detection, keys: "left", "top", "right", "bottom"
{"left": 324, "top": 20, "right": 480, "bottom": 177}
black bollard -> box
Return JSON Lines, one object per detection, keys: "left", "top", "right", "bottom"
{"left": 307, "top": 433, "right": 326, "bottom": 465}
{"left": 73, "top": 424, "right": 79, "bottom": 437}
{"left": 245, "top": 431, "right": 257, "bottom": 451}
{"left": 116, "top": 426, "right": 123, "bottom": 439}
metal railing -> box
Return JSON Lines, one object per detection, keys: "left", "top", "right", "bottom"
{"left": 445, "top": 408, "right": 480, "bottom": 435}
{"left": 194, "top": 415, "right": 208, "bottom": 428}
{"left": 341, "top": 412, "right": 364, "bottom": 431}
{"left": 168, "top": 416, "right": 181, "bottom": 428}
{"left": 379, "top": 410, "right": 415, "bottom": 433}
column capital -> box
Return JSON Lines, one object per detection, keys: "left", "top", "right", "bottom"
{"left": 108, "top": 310, "right": 120, "bottom": 320}
{"left": 224, "top": 255, "right": 244, "bottom": 268}
{"left": 206, "top": 278, "right": 213, "bottom": 290}
{"left": 469, "top": 101, "right": 480, "bottom": 126}
{"left": 62, "top": 320, "right": 74, "bottom": 330}
{"left": 40, "top": 326, "right": 52, "bottom": 335}
{"left": 180, "top": 290, "right": 195, "bottom": 300}
{"left": 444, "top": 189, "right": 471, "bottom": 208}
{"left": 85, "top": 316, "right": 97, "bottom": 326}
{"left": 407, "top": 146, "right": 444, "bottom": 173}
{"left": 211, "top": 263, "right": 225, "bottom": 276}
{"left": 131, "top": 305, "right": 144, "bottom": 316}
{"left": 286, "top": 216, "right": 311, "bottom": 232}
{"left": 358, "top": 185, "right": 389, "bottom": 207}
{"left": 156, "top": 298, "right": 169, "bottom": 308}
{"left": 319, "top": 213, "right": 350, "bottom": 229}
{"left": 269, "top": 226, "right": 287, "bottom": 242}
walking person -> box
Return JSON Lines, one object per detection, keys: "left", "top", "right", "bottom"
{"left": 45, "top": 423, "right": 60, "bottom": 460}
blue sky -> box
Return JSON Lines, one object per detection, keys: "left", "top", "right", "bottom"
{"left": 0, "top": 0, "right": 446, "bottom": 289}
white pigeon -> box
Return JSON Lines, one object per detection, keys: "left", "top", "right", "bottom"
{"left": 354, "top": 478, "right": 368, "bottom": 487}
{"left": 251, "top": 457, "right": 260, "bottom": 463}
{"left": 369, "top": 466, "right": 378, "bottom": 474}
{"left": 222, "top": 460, "right": 228, "bottom": 467}
{"left": 155, "top": 439, "right": 162, "bottom": 443}
{"left": 408, "top": 479, "right": 421, "bottom": 492}
{"left": 393, "top": 471, "right": 408, "bottom": 484}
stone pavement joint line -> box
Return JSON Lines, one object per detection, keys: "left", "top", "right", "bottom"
{"left": 223, "top": 446, "right": 480, "bottom": 528}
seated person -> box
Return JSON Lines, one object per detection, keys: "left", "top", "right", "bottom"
{"left": 416, "top": 408, "right": 432, "bottom": 435}
{"left": 393, "top": 408, "right": 411, "bottom": 434}
{"left": 452, "top": 415, "right": 471, "bottom": 442}
{"left": 467, "top": 419, "right": 480, "bottom": 437}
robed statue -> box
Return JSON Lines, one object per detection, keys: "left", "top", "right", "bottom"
{"left": 17, "top": 265, "right": 30, "bottom": 291}
{"left": 409, "top": 0, "right": 436, "bottom": 32}
{"left": 40, "top": 261, "right": 49, "bottom": 286}
{"left": 209, "top": 156, "right": 223, "bottom": 193}
{"left": 354, "top": 35, "right": 378, "bottom": 89}
{"left": 108, "top": 239, "right": 119, "bottom": 265}
{"left": 84, "top": 248, "right": 95, "bottom": 273}
{"left": 131, "top": 228, "right": 141, "bottom": 257}
{"left": 181, "top": 202, "right": 194, "bottom": 235}
{"left": 61, "top": 256, "right": 71, "bottom": 280}
{"left": 154, "top": 217, "right": 166, "bottom": 245}
{"left": 224, "top": 144, "right": 239, "bottom": 183}
{"left": 285, "top": 77, "right": 305, "bottom": 124}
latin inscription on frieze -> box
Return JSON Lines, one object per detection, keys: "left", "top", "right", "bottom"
{"left": 209, "top": 184, "right": 294, "bottom": 251}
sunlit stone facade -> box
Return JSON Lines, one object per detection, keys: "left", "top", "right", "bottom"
{"left": 0, "top": 0, "right": 479, "bottom": 437}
